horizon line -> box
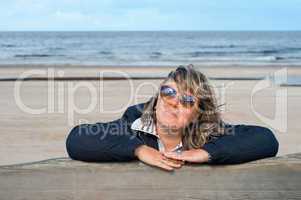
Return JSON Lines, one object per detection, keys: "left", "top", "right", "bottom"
{"left": 1, "top": 30, "right": 301, "bottom": 32}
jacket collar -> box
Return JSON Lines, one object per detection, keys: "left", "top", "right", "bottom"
{"left": 131, "top": 117, "right": 183, "bottom": 152}
{"left": 131, "top": 117, "right": 157, "bottom": 137}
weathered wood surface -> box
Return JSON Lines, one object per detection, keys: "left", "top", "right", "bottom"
{"left": 1, "top": 153, "right": 301, "bottom": 200}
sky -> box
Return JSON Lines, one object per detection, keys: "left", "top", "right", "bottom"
{"left": 0, "top": 0, "right": 300, "bottom": 31}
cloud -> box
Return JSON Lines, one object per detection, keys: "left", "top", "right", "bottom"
{"left": 53, "top": 10, "right": 89, "bottom": 21}
{"left": 0, "top": 0, "right": 300, "bottom": 30}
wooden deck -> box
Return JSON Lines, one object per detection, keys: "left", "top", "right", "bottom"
{"left": 0, "top": 153, "right": 301, "bottom": 200}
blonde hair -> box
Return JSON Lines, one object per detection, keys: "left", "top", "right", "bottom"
{"left": 141, "top": 64, "right": 225, "bottom": 149}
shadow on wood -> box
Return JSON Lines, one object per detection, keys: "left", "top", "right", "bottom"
{"left": 1, "top": 153, "right": 301, "bottom": 200}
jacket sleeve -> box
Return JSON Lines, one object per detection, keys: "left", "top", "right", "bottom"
{"left": 121, "top": 102, "right": 145, "bottom": 124}
{"left": 202, "top": 124, "right": 279, "bottom": 164}
{"left": 65, "top": 103, "right": 146, "bottom": 162}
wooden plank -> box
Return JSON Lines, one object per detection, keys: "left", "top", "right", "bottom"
{"left": 0, "top": 153, "right": 301, "bottom": 200}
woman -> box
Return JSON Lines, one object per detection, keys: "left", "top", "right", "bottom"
{"left": 66, "top": 65, "right": 279, "bottom": 171}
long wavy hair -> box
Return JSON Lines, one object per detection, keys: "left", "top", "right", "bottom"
{"left": 140, "top": 64, "right": 226, "bottom": 150}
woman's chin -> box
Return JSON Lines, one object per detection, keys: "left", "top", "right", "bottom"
{"left": 158, "top": 120, "right": 181, "bottom": 130}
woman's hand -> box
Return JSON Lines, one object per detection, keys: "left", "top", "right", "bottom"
{"left": 163, "top": 149, "right": 210, "bottom": 163}
{"left": 134, "top": 145, "right": 184, "bottom": 171}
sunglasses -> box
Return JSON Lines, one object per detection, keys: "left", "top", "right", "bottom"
{"left": 160, "top": 85, "right": 196, "bottom": 107}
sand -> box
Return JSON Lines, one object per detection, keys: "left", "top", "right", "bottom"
{"left": 0, "top": 64, "right": 300, "bottom": 165}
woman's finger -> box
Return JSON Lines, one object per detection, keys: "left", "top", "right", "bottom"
{"left": 163, "top": 157, "right": 185, "bottom": 165}
{"left": 156, "top": 159, "right": 175, "bottom": 171}
{"left": 163, "top": 152, "right": 186, "bottom": 161}
{"left": 161, "top": 158, "right": 182, "bottom": 168}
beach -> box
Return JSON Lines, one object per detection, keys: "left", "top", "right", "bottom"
{"left": 0, "top": 64, "right": 300, "bottom": 165}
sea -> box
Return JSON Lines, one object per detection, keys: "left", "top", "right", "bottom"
{"left": 0, "top": 31, "right": 301, "bottom": 66}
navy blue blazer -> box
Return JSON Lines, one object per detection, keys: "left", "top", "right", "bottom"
{"left": 66, "top": 102, "right": 279, "bottom": 164}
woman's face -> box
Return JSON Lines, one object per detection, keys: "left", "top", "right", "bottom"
{"left": 155, "top": 81, "right": 199, "bottom": 131}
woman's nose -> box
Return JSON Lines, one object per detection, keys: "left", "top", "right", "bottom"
{"left": 166, "top": 96, "right": 180, "bottom": 107}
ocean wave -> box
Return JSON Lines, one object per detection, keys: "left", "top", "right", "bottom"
{"left": 169, "top": 55, "right": 296, "bottom": 62}
{"left": 283, "top": 47, "right": 301, "bottom": 52}
{"left": 185, "top": 48, "right": 301, "bottom": 58}
{"left": 288, "top": 56, "right": 301, "bottom": 59}
{"left": 185, "top": 50, "right": 276, "bottom": 57}
{"left": 99, "top": 51, "right": 113, "bottom": 55}
{"left": 14, "top": 54, "right": 64, "bottom": 58}
{"left": 150, "top": 52, "right": 163, "bottom": 58}
{"left": 199, "top": 44, "right": 239, "bottom": 48}
{"left": 1, "top": 44, "right": 17, "bottom": 48}
{"left": 2, "top": 31, "right": 301, "bottom": 65}
{"left": 187, "top": 51, "right": 230, "bottom": 57}
{"left": 253, "top": 56, "right": 285, "bottom": 61}
{"left": 260, "top": 50, "right": 279, "bottom": 54}
{"left": 48, "top": 47, "right": 65, "bottom": 51}
{"left": 249, "top": 47, "right": 301, "bottom": 54}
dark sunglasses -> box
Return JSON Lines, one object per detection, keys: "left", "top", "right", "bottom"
{"left": 160, "top": 85, "right": 196, "bottom": 107}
